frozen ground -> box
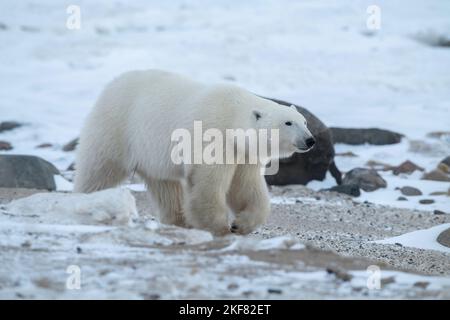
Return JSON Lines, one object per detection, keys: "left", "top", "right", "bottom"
{"left": 0, "top": 0, "right": 449, "bottom": 299}
{"left": 0, "top": 187, "right": 449, "bottom": 299}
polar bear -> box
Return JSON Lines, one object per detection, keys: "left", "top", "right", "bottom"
{"left": 74, "top": 70, "right": 315, "bottom": 235}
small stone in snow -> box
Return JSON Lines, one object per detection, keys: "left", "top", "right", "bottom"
{"left": 397, "top": 196, "right": 408, "bottom": 201}
{"left": 0, "top": 141, "right": 13, "bottom": 151}
{"left": 413, "top": 281, "right": 429, "bottom": 289}
{"left": 399, "top": 186, "right": 422, "bottom": 196}
{"left": 419, "top": 199, "right": 434, "bottom": 204}
{"left": 267, "top": 288, "right": 282, "bottom": 294}
{"left": 434, "top": 210, "right": 447, "bottom": 215}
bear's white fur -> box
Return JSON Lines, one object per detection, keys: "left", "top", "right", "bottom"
{"left": 74, "top": 70, "right": 313, "bottom": 235}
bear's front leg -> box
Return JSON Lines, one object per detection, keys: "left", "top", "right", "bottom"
{"left": 228, "top": 165, "right": 271, "bottom": 235}
{"left": 184, "top": 164, "right": 236, "bottom": 236}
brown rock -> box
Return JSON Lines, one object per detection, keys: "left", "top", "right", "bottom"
{"left": 429, "top": 191, "right": 447, "bottom": 196}
{"left": 36, "top": 143, "right": 52, "bottom": 149}
{"left": 437, "top": 228, "right": 450, "bottom": 248}
{"left": 422, "top": 169, "right": 450, "bottom": 182}
{"left": 437, "top": 162, "right": 449, "bottom": 173}
{"left": 0, "top": 141, "right": 13, "bottom": 151}
{"left": 392, "top": 160, "right": 424, "bottom": 175}
{"left": 62, "top": 138, "right": 79, "bottom": 152}
{"left": 365, "top": 160, "right": 393, "bottom": 171}
{"left": 336, "top": 151, "right": 358, "bottom": 157}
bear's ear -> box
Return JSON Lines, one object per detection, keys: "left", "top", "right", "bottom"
{"left": 290, "top": 104, "right": 297, "bottom": 111}
{"left": 253, "top": 110, "right": 262, "bottom": 121}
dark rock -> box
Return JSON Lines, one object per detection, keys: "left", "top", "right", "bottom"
{"left": 397, "top": 197, "right": 408, "bottom": 201}
{"left": 399, "top": 186, "right": 422, "bottom": 196}
{"left": 36, "top": 143, "right": 52, "bottom": 149}
{"left": 419, "top": 199, "right": 434, "bottom": 204}
{"left": 0, "top": 121, "right": 22, "bottom": 133}
{"left": 437, "top": 228, "right": 450, "bottom": 248}
{"left": 335, "top": 151, "right": 358, "bottom": 157}
{"left": 342, "top": 168, "right": 387, "bottom": 192}
{"left": 0, "top": 141, "right": 13, "bottom": 151}
{"left": 438, "top": 162, "right": 449, "bottom": 174}
{"left": 66, "top": 162, "right": 75, "bottom": 171}
{"left": 267, "top": 288, "right": 283, "bottom": 294}
{"left": 330, "top": 127, "right": 403, "bottom": 145}
{"left": 434, "top": 210, "right": 447, "bottom": 215}
{"left": 263, "top": 98, "right": 341, "bottom": 185}
{"left": 322, "top": 184, "right": 360, "bottom": 197}
{"left": 326, "top": 267, "right": 353, "bottom": 282}
{"left": 62, "top": 138, "right": 79, "bottom": 152}
{"left": 413, "top": 281, "right": 429, "bottom": 289}
{"left": 0, "top": 154, "right": 59, "bottom": 190}
{"left": 440, "top": 156, "right": 450, "bottom": 167}
{"left": 392, "top": 160, "right": 424, "bottom": 175}
{"left": 381, "top": 276, "right": 396, "bottom": 286}
{"left": 422, "top": 169, "right": 450, "bottom": 182}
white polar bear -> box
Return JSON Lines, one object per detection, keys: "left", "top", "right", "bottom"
{"left": 74, "top": 70, "right": 315, "bottom": 235}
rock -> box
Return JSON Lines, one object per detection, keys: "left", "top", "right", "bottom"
{"left": 434, "top": 210, "right": 447, "bottom": 215}
{"left": 438, "top": 162, "right": 449, "bottom": 174}
{"left": 399, "top": 186, "right": 422, "bottom": 196}
{"left": 326, "top": 267, "right": 353, "bottom": 282}
{"left": 437, "top": 228, "right": 450, "bottom": 248}
{"left": 0, "top": 155, "right": 60, "bottom": 190}
{"left": 0, "top": 121, "right": 22, "bottom": 133}
{"left": 413, "top": 281, "right": 429, "bottom": 289}
{"left": 335, "top": 151, "right": 358, "bottom": 157}
{"left": 342, "top": 168, "right": 387, "bottom": 192}
{"left": 62, "top": 138, "right": 79, "bottom": 152}
{"left": 392, "top": 160, "right": 424, "bottom": 175}
{"left": 330, "top": 127, "right": 403, "bottom": 145}
{"left": 321, "top": 184, "right": 360, "bottom": 197}
{"left": 365, "top": 160, "right": 394, "bottom": 171}
{"left": 427, "top": 131, "right": 450, "bottom": 140}
{"left": 397, "top": 197, "right": 408, "bottom": 201}
{"left": 36, "top": 143, "right": 53, "bottom": 149}
{"left": 66, "top": 162, "right": 75, "bottom": 171}
{"left": 422, "top": 169, "right": 450, "bottom": 182}
{"left": 0, "top": 141, "right": 13, "bottom": 151}
{"left": 419, "top": 199, "right": 434, "bottom": 204}
{"left": 263, "top": 98, "right": 341, "bottom": 185}
{"left": 409, "top": 140, "right": 447, "bottom": 157}
{"left": 440, "top": 156, "right": 450, "bottom": 167}
{"left": 429, "top": 191, "right": 447, "bottom": 196}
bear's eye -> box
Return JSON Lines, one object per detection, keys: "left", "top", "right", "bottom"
{"left": 285, "top": 121, "right": 292, "bottom": 126}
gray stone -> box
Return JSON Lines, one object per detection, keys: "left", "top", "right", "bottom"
{"left": 322, "top": 184, "right": 360, "bottom": 197}
{"left": 0, "top": 121, "right": 22, "bottom": 133}
{"left": 62, "top": 138, "right": 79, "bottom": 152}
{"left": 437, "top": 228, "right": 450, "bottom": 248}
{"left": 342, "top": 168, "right": 387, "bottom": 192}
{"left": 0, "top": 155, "right": 59, "bottom": 190}
{"left": 330, "top": 127, "right": 403, "bottom": 145}
{"left": 263, "top": 98, "right": 341, "bottom": 185}
{"left": 441, "top": 156, "right": 450, "bottom": 167}
{"left": 397, "top": 197, "right": 408, "bottom": 201}
{"left": 419, "top": 199, "right": 435, "bottom": 205}
{"left": 399, "top": 186, "right": 422, "bottom": 196}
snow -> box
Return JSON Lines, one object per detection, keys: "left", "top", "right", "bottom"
{"left": 373, "top": 223, "right": 450, "bottom": 254}
{"left": 220, "top": 235, "right": 305, "bottom": 251}
{"left": 3, "top": 188, "right": 138, "bottom": 226}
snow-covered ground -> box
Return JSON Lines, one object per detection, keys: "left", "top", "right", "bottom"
{"left": 0, "top": 0, "right": 449, "bottom": 212}
{"left": 0, "top": 0, "right": 449, "bottom": 299}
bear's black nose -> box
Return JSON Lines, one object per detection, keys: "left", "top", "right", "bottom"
{"left": 305, "top": 137, "right": 316, "bottom": 148}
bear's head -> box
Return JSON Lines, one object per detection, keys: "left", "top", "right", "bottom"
{"left": 253, "top": 103, "right": 315, "bottom": 159}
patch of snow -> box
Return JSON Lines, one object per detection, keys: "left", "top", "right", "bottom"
{"left": 54, "top": 174, "right": 73, "bottom": 191}
{"left": 221, "top": 235, "right": 305, "bottom": 251}
{"left": 373, "top": 223, "right": 450, "bottom": 253}
{"left": 4, "top": 188, "right": 138, "bottom": 226}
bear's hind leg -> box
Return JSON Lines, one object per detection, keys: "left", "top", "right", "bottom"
{"left": 227, "top": 164, "right": 270, "bottom": 235}
{"left": 145, "top": 178, "right": 185, "bottom": 227}
{"left": 184, "top": 165, "right": 236, "bottom": 236}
